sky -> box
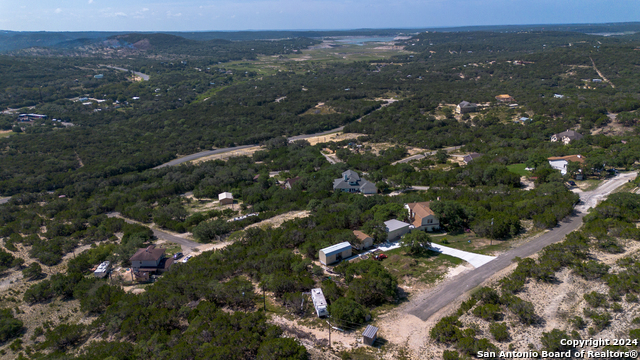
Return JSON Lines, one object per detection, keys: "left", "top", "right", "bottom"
{"left": 0, "top": 0, "right": 639, "bottom": 32}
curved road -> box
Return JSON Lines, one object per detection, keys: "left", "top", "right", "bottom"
{"left": 154, "top": 99, "right": 396, "bottom": 169}
{"left": 0, "top": 197, "right": 9, "bottom": 205}
{"left": 406, "top": 172, "right": 637, "bottom": 321}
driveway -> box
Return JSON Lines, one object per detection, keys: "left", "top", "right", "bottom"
{"left": 406, "top": 171, "right": 637, "bottom": 321}
{"left": 430, "top": 243, "right": 496, "bottom": 268}
{"left": 346, "top": 238, "right": 495, "bottom": 268}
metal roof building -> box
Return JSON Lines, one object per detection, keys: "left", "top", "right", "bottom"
{"left": 363, "top": 325, "right": 379, "bottom": 346}
{"left": 218, "top": 192, "right": 234, "bottom": 205}
{"left": 384, "top": 219, "right": 412, "bottom": 240}
{"left": 319, "top": 241, "right": 352, "bottom": 265}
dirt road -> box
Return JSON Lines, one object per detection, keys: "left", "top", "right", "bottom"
{"left": 391, "top": 145, "right": 463, "bottom": 165}
{"left": 406, "top": 171, "right": 636, "bottom": 321}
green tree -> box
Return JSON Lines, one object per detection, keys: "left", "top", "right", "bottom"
{"left": 256, "top": 338, "right": 308, "bottom": 360}
{"left": 0, "top": 308, "right": 23, "bottom": 342}
{"left": 329, "top": 298, "right": 370, "bottom": 326}
{"left": 401, "top": 230, "right": 432, "bottom": 255}
{"left": 22, "top": 262, "right": 43, "bottom": 280}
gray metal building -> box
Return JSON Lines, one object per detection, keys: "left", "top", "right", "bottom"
{"left": 319, "top": 242, "right": 352, "bottom": 265}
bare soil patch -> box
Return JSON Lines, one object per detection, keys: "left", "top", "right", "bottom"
{"left": 246, "top": 211, "right": 311, "bottom": 230}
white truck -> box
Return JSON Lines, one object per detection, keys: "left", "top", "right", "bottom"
{"left": 311, "top": 288, "right": 329, "bottom": 317}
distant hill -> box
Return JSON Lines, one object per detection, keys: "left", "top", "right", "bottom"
{"left": 1, "top": 22, "right": 640, "bottom": 53}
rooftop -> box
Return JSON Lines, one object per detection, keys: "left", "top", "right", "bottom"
{"left": 130, "top": 245, "right": 165, "bottom": 262}
{"left": 548, "top": 155, "right": 586, "bottom": 164}
{"left": 385, "top": 219, "right": 411, "bottom": 232}
{"left": 218, "top": 192, "right": 233, "bottom": 200}
{"left": 320, "top": 241, "right": 352, "bottom": 255}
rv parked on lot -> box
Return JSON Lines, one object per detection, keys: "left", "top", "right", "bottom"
{"left": 311, "top": 288, "right": 329, "bottom": 317}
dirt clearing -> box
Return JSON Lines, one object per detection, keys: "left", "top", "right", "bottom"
{"left": 246, "top": 211, "right": 311, "bottom": 230}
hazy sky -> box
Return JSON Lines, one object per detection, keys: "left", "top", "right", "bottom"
{"left": 1, "top": 0, "right": 639, "bottom": 32}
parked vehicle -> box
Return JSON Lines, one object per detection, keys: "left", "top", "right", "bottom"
{"left": 173, "top": 252, "right": 183, "bottom": 260}
{"left": 181, "top": 255, "right": 193, "bottom": 263}
{"left": 374, "top": 254, "right": 388, "bottom": 261}
{"left": 311, "top": 288, "right": 329, "bottom": 317}
{"left": 568, "top": 181, "right": 576, "bottom": 186}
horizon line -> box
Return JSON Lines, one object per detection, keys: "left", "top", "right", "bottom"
{"left": 2, "top": 20, "right": 639, "bottom": 34}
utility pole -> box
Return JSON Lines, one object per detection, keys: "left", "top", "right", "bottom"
{"left": 328, "top": 321, "right": 331, "bottom": 349}
{"left": 263, "top": 285, "right": 266, "bottom": 312}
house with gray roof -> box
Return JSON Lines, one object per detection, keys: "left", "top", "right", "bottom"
{"left": 551, "top": 130, "right": 583, "bottom": 145}
{"left": 333, "top": 170, "right": 377, "bottom": 194}
{"left": 456, "top": 101, "right": 477, "bottom": 114}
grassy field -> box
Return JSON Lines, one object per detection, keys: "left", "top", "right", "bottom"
{"left": 0, "top": 131, "right": 13, "bottom": 138}
{"left": 381, "top": 247, "right": 463, "bottom": 285}
{"left": 507, "top": 163, "right": 530, "bottom": 177}
{"left": 576, "top": 179, "right": 603, "bottom": 191}
{"left": 431, "top": 232, "right": 512, "bottom": 255}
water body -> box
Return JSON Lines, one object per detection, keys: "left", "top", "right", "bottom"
{"left": 331, "top": 37, "right": 398, "bottom": 46}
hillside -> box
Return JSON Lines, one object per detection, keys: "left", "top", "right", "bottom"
{"left": 1, "top": 27, "right": 640, "bottom": 360}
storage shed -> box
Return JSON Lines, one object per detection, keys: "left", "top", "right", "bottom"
{"left": 363, "top": 325, "right": 379, "bottom": 346}
{"left": 384, "top": 219, "right": 412, "bottom": 241}
{"left": 218, "top": 192, "right": 234, "bottom": 205}
{"left": 352, "top": 230, "right": 374, "bottom": 250}
{"left": 319, "top": 242, "right": 352, "bottom": 265}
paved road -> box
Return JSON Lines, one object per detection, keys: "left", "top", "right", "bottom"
{"left": 102, "top": 65, "right": 150, "bottom": 81}
{"left": 0, "top": 197, "right": 9, "bottom": 205}
{"left": 106, "top": 212, "right": 201, "bottom": 251}
{"left": 154, "top": 144, "right": 258, "bottom": 169}
{"left": 155, "top": 99, "right": 396, "bottom": 168}
{"left": 406, "top": 172, "right": 637, "bottom": 321}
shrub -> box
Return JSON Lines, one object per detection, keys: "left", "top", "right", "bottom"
{"left": 328, "top": 298, "right": 369, "bottom": 327}
{"left": 0, "top": 308, "right": 23, "bottom": 342}
{"left": 473, "top": 287, "right": 500, "bottom": 305}
{"left": 22, "top": 262, "right": 43, "bottom": 281}
{"left": 489, "top": 322, "right": 509, "bottom": 342}
{"left": 541, "top": 329, "right": 571, "bottom": 353}
{"left": 430, "top": 316, "right": 462, "bottom": 343}
{"left": 626, "top": 293, "right": 638, "bottom": 303}
{"left": 501, "top": 294, "right": 536, "bottom": 325}
{"left": 569, "top": 316, "right": 586, "bottom": 330}
{"left": 472, "top": 304, "right": 502, "bottom": 321}
{"left": 256, "top": 338, "right": 308, "bottom": 360}
{"left": 443, "top": 350, "right": 460, "bottom": 360}
{"left": 584, "top": 291, "right": 608, "bottom": 308}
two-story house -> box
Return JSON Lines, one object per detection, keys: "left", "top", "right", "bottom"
{"left": 130, "top": 245, "right": 174, "bottom": 274}
{"left": 405, "top": 202, "right": 440, "bottom": 232}
{"left": 333, "top": 170, "right": 377, "bottom": 194}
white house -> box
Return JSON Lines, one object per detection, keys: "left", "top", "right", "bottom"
{"left": 548, "top": 155, "right": 585, "bottom": 175}
{"left": 218, "top": 192, "right": 233, "bottom": 205}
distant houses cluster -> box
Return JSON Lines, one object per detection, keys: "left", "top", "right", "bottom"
{"left": 319, "top": 201, "right": 440, "bottom": 265}
{"left": 333, "top": 170, "right": 377, "bottom": 194}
